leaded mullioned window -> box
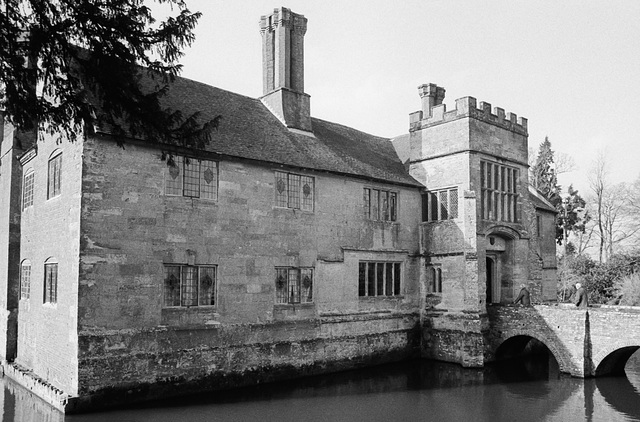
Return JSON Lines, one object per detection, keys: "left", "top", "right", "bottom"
{"left": 275, "top": 267, "right": 313, "bottom": 304}
{"left": 22, "top": 170, "right": 34, "bottom": 210}
{"left": 165, "top": 156, "right": 218, "bottom": 200}
{"left": 358, "top": 261, "right": 401, "bottom": 297}
{"left": 363, "top": 188, "right": 397, "bottom": 222}
{"left": 422, "top": 188, "right": 458, "bottom": 221}
{"left": 275, "top": 171, "right": 314, "bottom": 211}
{"left": 480, "top": 161, "right": 518, "bottom": 222}
{"left": 163, "top": 265, "right": 217, "bottom": 307}
{"left": 20, "top": 261, "right": 31, "bottom": 300}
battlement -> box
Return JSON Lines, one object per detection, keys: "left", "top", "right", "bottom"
{"left": 409, "top": 84, "right": 528, "bottom": 136}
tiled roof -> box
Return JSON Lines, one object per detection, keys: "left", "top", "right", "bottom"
{"left": 528, "top": 186, "right": 558, "bottom": 213}
{"left": 109, "top": 75, "right": 423, "bottom": 188}
{"left": 390, "top": 133, "right": 411, "bottom": 165}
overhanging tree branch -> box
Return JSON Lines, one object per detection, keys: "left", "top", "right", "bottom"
{"left": 0, "top": 0, "right": 213, "bottom": 149}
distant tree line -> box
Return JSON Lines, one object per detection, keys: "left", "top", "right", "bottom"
{"left": 529, "top": 137, "right": 640, "bottom": 304}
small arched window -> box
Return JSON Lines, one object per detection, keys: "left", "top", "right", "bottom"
{"left": 20, "top": 260, "right": 31, "bottom": 300}
{"left": 44, "top": 257, "right": 58, "bottom": 304}
{"left": 427, "top": 266, "right": 443, "bottom": 294}
{"left": 47, "top": 150, "right": 62, "bottom": 199}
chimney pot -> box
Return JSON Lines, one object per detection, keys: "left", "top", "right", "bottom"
{"left": 418, "top": 83, "right": 445, "bottom": 117}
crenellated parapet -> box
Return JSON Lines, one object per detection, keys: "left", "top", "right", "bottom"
{"left": 409, "top": 84, "right": 528, "bottom": 136}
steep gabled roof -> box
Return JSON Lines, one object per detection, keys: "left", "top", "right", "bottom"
{"left": 101, "top": 75, "right": 422, "bottom": 188}
{"left": 528, "top": 185, "right": 558, "bottom": 213}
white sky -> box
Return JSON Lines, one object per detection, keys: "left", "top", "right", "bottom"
{"left": 176, "top": 0, "right": 640, "bottom": 196}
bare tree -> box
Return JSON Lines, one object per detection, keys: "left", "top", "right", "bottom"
{"left": 601, "top": 183, "right": 639, "bottom": 257}
{"left": 588, "top": 152, "right": 608, "bottom": 262}
{"left": 555, "top": 151, "right": 576, "bottom": 175}
{"left": 574, "top": 219, "right": 595, "bottom": 255}
{"left": 588, "top": 153, "right": 639, "bottom": 262}
{"left": 622, "top": 174, "right": 640, "bottom": 245}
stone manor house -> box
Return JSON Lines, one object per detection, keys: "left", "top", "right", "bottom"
{"left": 0, "top": 7, "right": 557, "bottom": 413}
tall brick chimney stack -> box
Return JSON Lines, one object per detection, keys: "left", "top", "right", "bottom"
{"left": 259, "top": 7, "right": 313, "bottom": 133}
{"left": 418, "top": 83, "right": 446, "bottom": 117}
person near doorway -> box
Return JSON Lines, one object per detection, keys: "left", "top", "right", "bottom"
{"left": 514, "top": 284, "right": 531, "bottom": 306}
{"left": 574, "top": 283, "right": 588, "bottom": 308}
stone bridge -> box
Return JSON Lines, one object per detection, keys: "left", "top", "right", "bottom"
{"left": 485, "top": 304, "right": 640, "bottom": 377}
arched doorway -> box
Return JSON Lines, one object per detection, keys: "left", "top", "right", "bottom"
{"left": 485, "top": 233, "right": 514, "bottom": 303}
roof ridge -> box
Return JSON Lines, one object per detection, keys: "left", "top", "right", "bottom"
{"left": 172, "top": 73, "right": 263, "bottom": 103}
{"left": 310, "top": 116, "right": 390, "bottom": 141}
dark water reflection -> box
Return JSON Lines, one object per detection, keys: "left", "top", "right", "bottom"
{"left": 2, "top": 352, "right": 640, "bottom": 422}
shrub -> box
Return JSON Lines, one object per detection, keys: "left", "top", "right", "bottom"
{"left": 558, "top": 253, "right": 640, "bottom": 304}
{"left": 611, "top": 273, "right": 640, "bottom": 306}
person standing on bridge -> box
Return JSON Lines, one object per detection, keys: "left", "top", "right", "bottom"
{"left": 514, "top": 284, "right": 531, "bottom": 306}
{"left": 574, "top": 282, "right": 588, "bottom": 308}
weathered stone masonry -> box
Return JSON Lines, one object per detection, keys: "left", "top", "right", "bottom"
{"left": 402, "top": 82, "right": 558, "bottom": 368}
{"left": 0, "top": 6, "right": 572, "bottom": 414}
{"left": 71, "top": 136, "right": 423, "bottom": 408}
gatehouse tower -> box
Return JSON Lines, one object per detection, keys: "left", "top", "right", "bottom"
{"left": 407, "top": 84, "right": 557, "bottom": 366}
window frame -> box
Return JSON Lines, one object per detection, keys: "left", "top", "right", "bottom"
{"left": 274, "top": 171, "right": 315, "bottom": 212}
{"left": 20, "top": 260, "right": 31, "bottom": 300}
{"left": 363, "top": 187, "right": 398, "bottom": 222}
{"left": 426, "top": 265, "right": 443, "bottom": 294}
{"left": 422, "top": 187, "right": 458, "bottom": 222}
{"left": 536, "top": 214, "right": 543, "bottom": 238}
{"left": 22, "top": 169, "right": 35, "bottom": 210}
{"left": 357, "top": 261, "right": 402, "bottom": 297}
{"left": 47, "top": 152, "right": 62, "bottom": 200}
{"left": 43, "top": 259, "right": 58, "bottom": 304}
{"left": 275, "top": 267, "right": 313, "bottom": 304}
{"left": 480, "top": 161, "right": 518, "bottom": 222}
{"left": 163, "top": 264, "right": 217, "bottom": 308}
{"left": 164, "top": 156, "right": 218, "bottom": 200}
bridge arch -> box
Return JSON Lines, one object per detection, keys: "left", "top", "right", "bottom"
{"left": 593, "top": 344, "right": 640, "bottom": 377}
{"left": 492, "top": 330, "right": 573, "bottom": 375}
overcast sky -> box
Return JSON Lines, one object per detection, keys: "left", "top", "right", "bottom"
{"left": 176, "top": 0, "right": 640, "bottom": 195}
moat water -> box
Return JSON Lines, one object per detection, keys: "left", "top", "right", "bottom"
{"left": 2, "top": 352, "right": 640, "bottom": 422}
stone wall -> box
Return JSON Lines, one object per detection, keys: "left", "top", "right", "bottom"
{"left": 16, "top": 134, "right": 83, "bottom": 395}
{"left": 73, "top": 312, "right": 419, "bottom": 411}
{"left": 422, "top": 310, "right": 487, "bottom": 367}
{"left": 70, "top": 135, "right": 423, "bottom": 406}
{"left": 0, "top": 119, "right": 22, "bottom": 362}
